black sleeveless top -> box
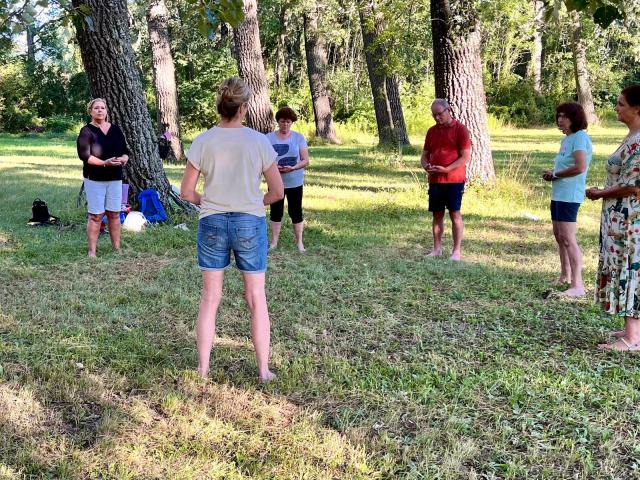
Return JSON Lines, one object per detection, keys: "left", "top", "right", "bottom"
{"left": 76, "top": 123, "right": 129, "bottom": 181}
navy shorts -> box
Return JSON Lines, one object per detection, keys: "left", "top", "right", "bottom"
{"left": 550, "top": 200, "right": 580, "bottom": 222}
{"left": 428, "top": 183, "right": 465, "bottom": 212}
{"left": 197, "top": 213, "right": 268, "bottom": 273}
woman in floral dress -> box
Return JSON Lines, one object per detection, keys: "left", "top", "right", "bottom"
{"left": 586, "top": 85, "right": 640, "bottom": 350}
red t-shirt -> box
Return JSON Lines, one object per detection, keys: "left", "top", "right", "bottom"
{"left": 423, "top": 120, "right": 472, "bottom": 184}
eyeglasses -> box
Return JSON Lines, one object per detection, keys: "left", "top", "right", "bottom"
{"left": 432, "top": 108, "right": 449, "bottom": 118}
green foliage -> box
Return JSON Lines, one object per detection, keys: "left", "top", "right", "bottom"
{"left": 44, "top": 114, "right": 83, "bottom": 133}
{"left": 0, "top": 61, "right": 39, "bottom": 132}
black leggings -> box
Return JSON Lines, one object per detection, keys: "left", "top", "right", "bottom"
{"left": 270, "top": 185, "right": 303, "bottom": 224}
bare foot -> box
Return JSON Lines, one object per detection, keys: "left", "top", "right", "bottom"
{"left": 88, "top": 252, "right": 97, "bottom": 258}
{"left": 551, "top": 278, "right": 571, "bottom": 286}
{"left": 609, "top": 330, "right": 626, "bottom": 338}
{"left": 197, "top": 367, "right": 208, "bottom": 378}
{"left": 259, "top": 371, "right": 276, "bottom": 383}
{"left": 269, "top": 243, "right": 278, "bottom": 250}
{"left": 297, "top": 243, "right": 306, "bottom": 253}
{"left": 449, "top": 252, "right": 462, "bottom": 261}
{"left": 598, "top": 337, "right": 640, "bottom": 351}
{"left": 557, "top": 287, "right": 585, "bottom": 297}
{"left": 426, "top": 250, "right": 442, "bottom": 258}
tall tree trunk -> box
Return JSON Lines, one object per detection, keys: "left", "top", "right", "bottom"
{"left": 72, "top": 0, "right": 171, "bottom": 202}
{"left": 570, "top": 11, "right": 598, "bottom": 125}
{"left": 386, "top": 75, "right": 409, "bottom": 145}
{"left": 147, "top": 0, "right": 185, "bottom": 163}
{"left": 274, "top": 5, "right": 286, "bottom": 88}
{"left": 359, "top": 0, "right": 409, "bottom": 146}
{"left": 26, "top": 24, "right": 36, "bottom": 73}
{"left": 232, "top": 0, "right": 274, "bottom": 133}
{"left": 430, "top": 0, "right": 495, "bottom": 183}
{"left": 531, "top": 0, "right": 544, "bottom": 97}
{"left": 303, "top": 5, "right": 340, "bottom": 144}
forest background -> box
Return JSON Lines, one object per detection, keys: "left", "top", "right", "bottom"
{"left": 1, "top": 0, "right": 638, "bottom": 140}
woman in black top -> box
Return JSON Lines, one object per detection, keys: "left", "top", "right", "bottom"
{"left": 77, "top": 98, "right": 129, "bottom": 257}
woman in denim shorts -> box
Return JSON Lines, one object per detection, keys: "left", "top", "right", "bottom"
{"left": 180, "top": 77, "right": 284, "bottom": 382}
{"left": 542, "top": 102, "right": 592, "bottom": 297}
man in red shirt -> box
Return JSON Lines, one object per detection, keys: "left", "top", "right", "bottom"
{"left": 420, "top": 99, "right": 472, "bottom": 261}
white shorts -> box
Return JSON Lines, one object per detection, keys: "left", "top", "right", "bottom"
{"left": 84, "top": 179, "right": 122, "bottom": 214}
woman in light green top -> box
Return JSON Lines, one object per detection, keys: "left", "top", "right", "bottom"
{"left": 542, "top": 102, "right": 592, "bottom": 297}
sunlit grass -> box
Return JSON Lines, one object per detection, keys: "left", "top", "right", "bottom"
{"left": 2, "top": 123, "right": 640, "bottom": 478}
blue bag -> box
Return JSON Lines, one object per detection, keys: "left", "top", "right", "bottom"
{"left": 138, "top": 188, "right": 167, "bottom": 223}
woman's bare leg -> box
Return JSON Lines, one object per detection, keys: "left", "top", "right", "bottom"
{"left": 196, "top": 270, "right": 224, "bottom": 377}
{"left": 552, "top": 221, "right": 571, "bottom": 284}
{"left": 106, "top": 210, "right": 121, "bottom": 250}
{"left": 293, "top": 221, "right": 305, "bottom": 252}
{"left": 556, "top": 221, "right": 584, "bottom": 296}
{"left": 242, "top": 272, "right": 275, "bottom": 381}
{"left": 269, "top": 221, "right": 282, "bottom": 249}
{"left": 87, "top": 213, "right": 103, "bottom": 257}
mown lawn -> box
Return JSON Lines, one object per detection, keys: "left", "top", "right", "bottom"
{"left": 1, "top": 125, "right": 640, "bottom": 479}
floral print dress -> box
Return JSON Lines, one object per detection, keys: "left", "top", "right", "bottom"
{"left": 596, "top": 132, "right": 640, "bottom": 317}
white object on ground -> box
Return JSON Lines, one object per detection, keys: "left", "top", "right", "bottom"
{"left": 174, "top": 223, "right": 189, "bottom": 231}
{"left": 123, "top": 211, "right": 147, "bottom": 232}
{"left": 523, "top": 212, "right": 540, "bottom": 221}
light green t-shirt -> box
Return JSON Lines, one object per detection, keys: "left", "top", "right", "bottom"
{"left": 552, "top": 130, "right": 593, "bottom": 203}
{"left": 187, "top": 126, "right": 277, "bottom": 218}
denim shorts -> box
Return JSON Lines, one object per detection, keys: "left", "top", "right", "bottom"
{"left": 550, "top": 200, "right": 580, "bottom": 222}
{"left": 197, "top": 213, "right": 267, "bottom": 273}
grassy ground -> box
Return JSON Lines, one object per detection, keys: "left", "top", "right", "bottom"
{"left": 2, "top": 124, "right": 640, "bottom": 479}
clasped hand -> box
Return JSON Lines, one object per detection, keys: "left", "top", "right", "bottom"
{"left": 542, "top": 170, "right": 554, "bottom": 181}
{"left": 585, "top": 187, "right": 602, "bottom": 200}
{"left": 104, "top": 156, "right": 128, "bottom": 167}
{"left": 424, "top": 163, "right": 448, "bottom": 173}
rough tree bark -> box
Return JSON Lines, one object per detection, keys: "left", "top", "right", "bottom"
{"left": 385, "top": 75, "right": 409, "bottom": 145}
{"left": 430, "top": 0, "right": 495, "bottom": 183}
{"left": 570, "top": 11, "right": 598, "bottom": 125}
{"left": 531, "top": 0, "right": 544, "bottom": 97}
{"left": 358, "top": 0, "right": 409, "bottom": 146}
{"left": 72, "top": 0, "right": 172, "bottom": 203}
{"left": 232, "top": 0, "right": 274, "bottom": 133}
{"left": 147, "top": 0, "right": 185, "bottom": 163}
{"left": 303, "top": 4, "right": 340, "bottom": 144}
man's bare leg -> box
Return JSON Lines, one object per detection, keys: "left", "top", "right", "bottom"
{"left": 450, "top": 210, "right": 463, "bottom": 261}
{"left": 428, "top": 211, "right": 445, "bottom": 257}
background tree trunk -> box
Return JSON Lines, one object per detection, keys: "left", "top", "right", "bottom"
{"left": 25, "top": 24, "right": 35, "bottom": 72}
{"left": 147, "top": 0, "right": 185, "bottom": 163}
{"left": 232, "top": 0, "right": 274, "bottom": 133}
{"left": 570, "top": 11, "right": 598, "bottom": 125}
{"left": 385, "top": 75, "right": 409, "bottom": 145}
{"left": 430, "top": 0, "right": 495, "bottom": 183}
{"left": 72, "top": 0, "right": 171, "bottom": 202}
{"left": 531, "top": 0, "right": 544, "bottom": 97}
{"left": 359, "top": 0, "right": 408, "bottom": 145}
{"left": 303, "top": 5, "right": 340, "bottom": 144}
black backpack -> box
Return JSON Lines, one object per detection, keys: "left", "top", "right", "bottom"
{"left": 28, "top": 198, "right": 59, "bottom": 226}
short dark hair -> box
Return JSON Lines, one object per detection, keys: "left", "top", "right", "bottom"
{"left": 556, "top": 102, "right": 588, "bottom": 132}
{"left": 622, "top": 85, "right": 640, "bottom": 110}
{"left": 275, "top": 106, "right": 298, "bottom": 122}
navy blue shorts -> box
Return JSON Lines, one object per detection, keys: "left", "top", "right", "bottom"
{"left": 428, "top": 183, "right": 465, "bottom": 212}
{"left": 550, "top": 200, "right": 580, "bottom": 222}
{"left": 197, "top": 213, "right": 268, "bottom": 273}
